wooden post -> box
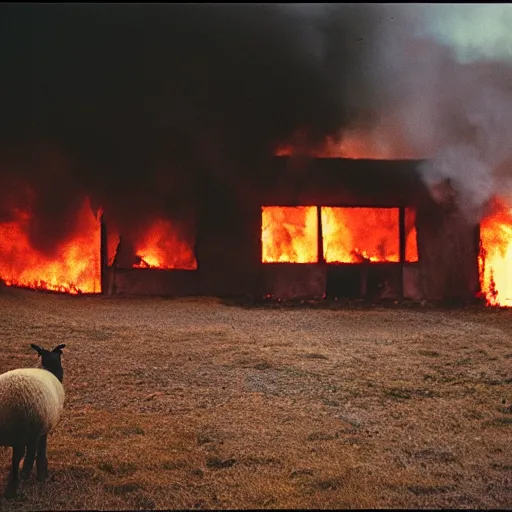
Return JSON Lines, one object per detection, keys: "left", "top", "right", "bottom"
{"left": 360, "top": 261, "right": 369, "bottom": 299}
{"left": 399, "top": 206, "right": 406, "bottom": 300}
{"left": 475, "top": 223, "right": 482, "bottom": 296}
{"left": 100, "top": 214, "right": 108, "bottom": 295}
{"left": 317, "top": 205, "right": 328, "bottom": 300}
{"left": 317, "top": 206, "right": 324, "bottom": 264}
{"left": 258, "top": 206, "right": 265, "bottom": 299}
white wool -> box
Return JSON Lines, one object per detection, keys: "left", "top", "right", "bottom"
{"left": 0, "top": 368, "right": 65, "bottom": 447}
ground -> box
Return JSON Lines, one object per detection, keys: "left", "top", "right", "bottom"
{"left": 0, "top": 288, "right": 510, "bottom": 510}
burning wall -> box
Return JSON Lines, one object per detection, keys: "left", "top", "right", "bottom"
{"left": 0, "top": 155, "right": 510, "bottom": 305}
{"left": 1, "top": 5, "right": 512, "bottom": 305}
{"left": 262, "top": 206, "right": 418, "bottom": 264}
{"left": 0, "top": 195, "right": 197, "bottom": 295}
{"left": 479, "top": 199, "right": 512, "bottom": 307}
{"left": 258, "top": 152, "right": 512, "bottom": 305}
{"left": 0, "top": 197, "right": 100, "bottom": 294}
{"left": 259, "top": 157, "right": 452, "bottom": 302}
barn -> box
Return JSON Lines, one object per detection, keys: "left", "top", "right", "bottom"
{"left": 104, "top": 156, "right": 480, "bottom": 303}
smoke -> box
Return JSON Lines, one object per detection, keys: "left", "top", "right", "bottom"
{"left": 0, "top": 3, "right": 390, "bottom": 254}
{"left": 350, "top": 4, "right": 512, "bottom": 222}
{"left": 1, "top": 3, "right": 511, "bottom": 257}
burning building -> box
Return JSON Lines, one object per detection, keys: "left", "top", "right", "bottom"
{"left": 0, "top": 154, "right": 501, "bottom": 305}
{"left": 1, "top": 4, "right": 512, "bottom": 306}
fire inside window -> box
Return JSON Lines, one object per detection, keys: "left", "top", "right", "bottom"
{"left": 261, "top": 206, "right": 418, "bottom": 263}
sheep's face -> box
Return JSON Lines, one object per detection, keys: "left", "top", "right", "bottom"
{"left": 31, "top": 344, "right": 66, "bottom": 383}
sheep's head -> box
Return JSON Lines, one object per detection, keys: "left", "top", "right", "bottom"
{"left": 30, "top": 344, "right": 66, "bottom": 383}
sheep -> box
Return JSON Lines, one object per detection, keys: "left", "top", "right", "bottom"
{"left": 0, "top": 343, "right": 66, "bottom": 497}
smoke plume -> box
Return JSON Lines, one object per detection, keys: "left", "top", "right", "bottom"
{"left": 347, "top": 4, "right": 512, "bottom": 222}
{"left": 0, "top": 3, "right": 386, "bottom": 254}
{"left": 0, "top": 3, "right": 511, "bottom": 256}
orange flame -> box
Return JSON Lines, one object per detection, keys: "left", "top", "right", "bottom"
{"left": 322, "top": 207, "right": 418, "bottom": 263}
{"left": 0, "top": 198, "right": 100, "bottom": 294}
{"left": 262, "top": 207, "right": 318, "bottom": 263}
{"left": 133, "top": 219, "right": 197, "bottom": 270}
{"left": 275, "top": 134, "right": 418, "bottom": 160}
{"left": 405, "top": 209, "right": 419, "bottom": 263}
{"left": 479, "top": 199, "right": 512, "bottom": 307}
{"left": 261, "top": 206, "right": 418, "bottom": 264}
{"left": 0, "top": 198, "right": 198, "bottom": 294}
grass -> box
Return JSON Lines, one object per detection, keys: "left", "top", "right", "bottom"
{"left": 0, "top": 287, "right": 511, "bottom": 509}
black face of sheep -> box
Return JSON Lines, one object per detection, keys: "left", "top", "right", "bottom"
{"left": 30, "top": 343, "right": 66, "bottom": 382}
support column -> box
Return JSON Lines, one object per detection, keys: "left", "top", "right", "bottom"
{"left": 399, "top": 206, "right": 406, "bottom": 300}
{"left": 100, "top": 214, "right": 109, "bottom": 295}
{"left": 317, "top": 205, "right": 328, "bottom": 300}
{"left": 475, "top": 224, "right": 482, "bottom": 296}
{"left": 317, "top": 206, "right": 325, "bottom": 264}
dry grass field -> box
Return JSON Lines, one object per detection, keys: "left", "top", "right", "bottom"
{"left": 0, "top": 286, "right": 510, "bottom": 510}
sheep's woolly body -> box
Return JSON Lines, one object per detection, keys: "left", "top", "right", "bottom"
{"left": 0, "top": 368, "right": 65, "bottom": 446}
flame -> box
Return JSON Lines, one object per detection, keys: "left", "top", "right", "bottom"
{"left": 132, "top": 219, "right": 197, "bottom": 270}
{"left": 0, "top": 198, "right": 100, "bottom": 294}
{"left": 275, "top": 134, "right": 419, "bottom": 160}
{"left": 0, "top": 197, "right": 198, "bottom": 294}
{"left": 262, "top": 206, "right": 418, "bottom": 264}
{"left": 404, "top": 208, "right": 419, "bottom": 263}
{"left": 262, "top": 207, "right": 318, "bottom": 263}
{"left": 479, "top": 199, "right": 512, "bottom": 307}
{"left": 322, "top": 207, "right": 418, "bottom": 263}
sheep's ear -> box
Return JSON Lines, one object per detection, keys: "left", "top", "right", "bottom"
{"left": 30, "top": 344, "right": 44, "bottom": 356}
{"left": 52, "top": 344, "right": 66, "bottom": 353}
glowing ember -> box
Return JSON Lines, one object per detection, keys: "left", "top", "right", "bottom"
{"left": 479, "top": 199, "right": 512, "bottom": 307}
{"left": 132, "top": 219, "right": 197, "bottom": 270}
{"left": 262, "top": 207, "right": 318, "bottom": 263}
{"left": 0, "top": 198, "right": 100, "bottom": 294}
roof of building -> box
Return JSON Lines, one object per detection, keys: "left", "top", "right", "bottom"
{"left": 260, "top": 156, "right": 430, "bottom": 207}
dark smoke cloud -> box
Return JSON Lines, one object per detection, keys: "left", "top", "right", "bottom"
{"left": 3, "top": 3, "right": 508, "bottom": 257}
{"left": 0, "top": 3, "right": 387, "bottom": 254}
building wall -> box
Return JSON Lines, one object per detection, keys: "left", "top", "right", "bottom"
{"left": 109, "top": 268, "right": 198, "bottom": 296}
{"left": 194, "top": 178, "right": 262, "bottom": 298}
{"left": 263, "top": 264, "right": 326, "bottom": 300}
{"left": 104, "top": 158, "right": 479, "bottom": 302}
{"left": 416, "top": 203, "right": 480, "bottom": 303}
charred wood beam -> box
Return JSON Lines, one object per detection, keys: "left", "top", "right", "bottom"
{"left": 399, "top": 206, "right": 406, "bottom": 300}
{"left": 475, "top": 224, "right": 482, "bottom": 295}
{"left": 100, "top": 214, "right": 108, "bottom": 295}
{"left": 317, "top": 206, "right": 325, "bottom": 264}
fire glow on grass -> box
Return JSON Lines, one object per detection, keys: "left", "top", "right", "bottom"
{"left": 479, "top": 199, "right": 512, "bottom": 307}
{"left": 261, "top": 206, "right": 419, "bottom": 263}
